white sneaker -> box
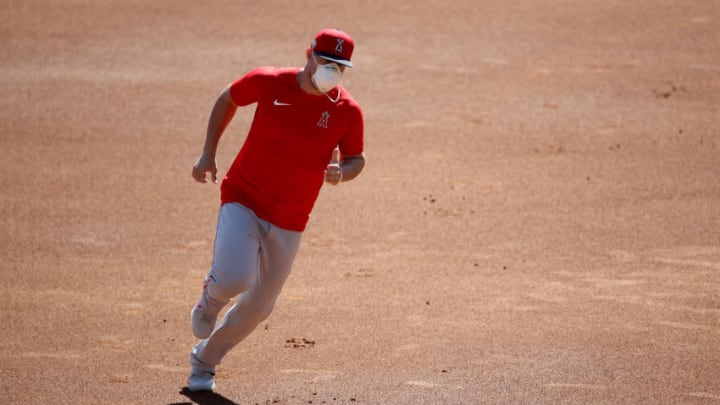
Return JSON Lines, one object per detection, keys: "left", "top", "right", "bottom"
{"left": 188, "top": 369, "right": 216, "bottom": 392}
{"left": 191, "top": 304, "right": 218, "bottom": 339}
{"left": 188, "top": 352, "right": 216, "bottom": 392}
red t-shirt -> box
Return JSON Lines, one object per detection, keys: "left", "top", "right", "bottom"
{"left": 221, "top": 66, "right": 364, "bottom": 231}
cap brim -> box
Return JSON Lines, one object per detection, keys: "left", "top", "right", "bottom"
{"left": 315, "top": 52, "right": 353, "bottom": 68}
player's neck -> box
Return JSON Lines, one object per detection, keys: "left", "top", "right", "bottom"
{"left": 297, "top": 67, "right": 325, "bottom": 96}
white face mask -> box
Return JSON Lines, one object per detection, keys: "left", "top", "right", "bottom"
{"left": 311, "top": 55, "right": 342, "bottom": 92}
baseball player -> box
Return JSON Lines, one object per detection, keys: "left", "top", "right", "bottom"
{"left": 187, "top": 28, "right": 365, "bottom": 392}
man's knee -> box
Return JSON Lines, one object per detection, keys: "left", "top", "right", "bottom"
{"left": 226, "top": 296, "right": 277, "bottom": 327}
{"left": 206, "top": 267, "right": 254, "bottom": 302}
{"left": 252, "top": 299, "right": 276, "bottom": 322}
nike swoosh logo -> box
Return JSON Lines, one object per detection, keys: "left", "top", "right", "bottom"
{"left": 273, "top": 99, "right": 291, "bottom": 106}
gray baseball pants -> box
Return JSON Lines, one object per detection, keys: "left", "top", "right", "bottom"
{"left": 191, "top": 202, "right": 302, "bottom": 366}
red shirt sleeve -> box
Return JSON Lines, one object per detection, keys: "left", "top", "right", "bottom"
{"left": 229, "top": 67, "right": 273, "bottom": 106}
{"left": 339, "top": 101, "right": 364, "bottom": 157}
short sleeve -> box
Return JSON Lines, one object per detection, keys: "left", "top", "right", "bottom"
{"left": 229, "top": 67, "right": 272, "bottom": 106}
{"left": 339, "top": 104, "right": 364, "bottom": 157}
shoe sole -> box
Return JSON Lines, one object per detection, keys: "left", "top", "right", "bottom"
{"left": 187, "top": 382, "right": 215, "bottom": 392}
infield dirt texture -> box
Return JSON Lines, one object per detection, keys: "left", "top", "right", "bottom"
{"left": 1, "top": 1, "right": 719, "bottom": 404}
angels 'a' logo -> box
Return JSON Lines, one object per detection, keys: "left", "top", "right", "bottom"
{"left": 335, "top": 39, "right": 344, "bottom": 53}
{"left": 317, "top": 111, "right": 330, "bottom": 128}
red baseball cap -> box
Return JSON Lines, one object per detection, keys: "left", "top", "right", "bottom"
{"left": 311, "top": 28, "right": 354, "bottom": 68}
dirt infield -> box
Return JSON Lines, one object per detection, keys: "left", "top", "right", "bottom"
{"left": 2, "top": 1, "right": 719, "bottom": 404}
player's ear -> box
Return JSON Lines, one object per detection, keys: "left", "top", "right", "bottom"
{"left": 306, "top": 48, "right": 312, "bottom": 61}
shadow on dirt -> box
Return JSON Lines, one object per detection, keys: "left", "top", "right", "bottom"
{"left": 169, "top": 387, "right": 240, "bottom": 405}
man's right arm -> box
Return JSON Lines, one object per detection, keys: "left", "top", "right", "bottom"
{"left": 192, "top": 86, "right": 238, "bottom": 184}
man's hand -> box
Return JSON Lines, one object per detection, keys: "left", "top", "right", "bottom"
{"left": 192, "top": 154, "right": 218, "bottom": 184}
{"left": 324, "top": 148, "right": 343, "bottom": 185}
{"left": 192, "top": 85, "right": 237, "bottom": 185}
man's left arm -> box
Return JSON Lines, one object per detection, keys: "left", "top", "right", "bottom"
{"left": 325, "top": 105, "right": 365, "bottom": 185}
{"left": 325, "top": 151, "right": 365, "bottom": 185}
{"left": 339, "top": 153, "right": 365, "bottom": 182}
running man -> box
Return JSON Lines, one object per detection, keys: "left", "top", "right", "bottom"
{"left": 187, "top": 28, "right": 365, "bottom": 392}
